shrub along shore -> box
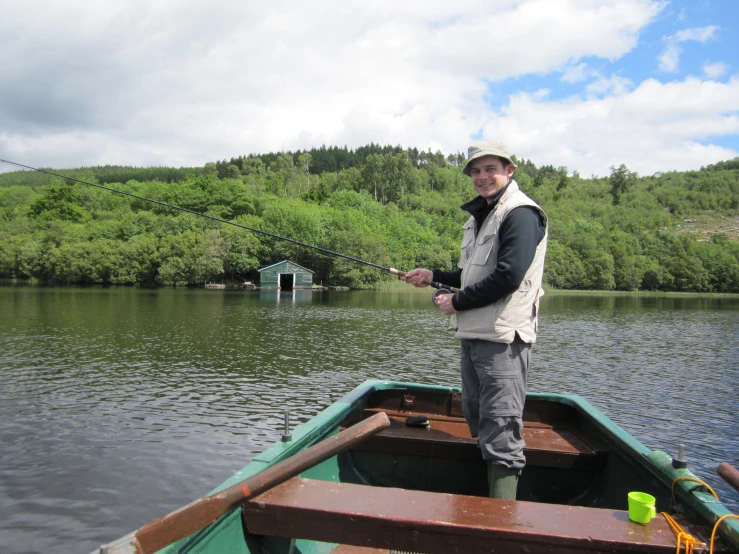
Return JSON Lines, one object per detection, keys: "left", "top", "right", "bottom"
{"left": 1, "top": 145, "right": 738, "bottom": 292}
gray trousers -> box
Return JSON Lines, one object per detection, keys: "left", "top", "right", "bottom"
{"left": 460, "top": 338, "right": 530, "bottom": 470}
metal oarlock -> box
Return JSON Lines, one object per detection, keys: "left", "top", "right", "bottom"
{"left": 282, "top": 409, "right": 292, "bottom": 442}
{"left": 672, "top": 443, "right": 688, "bottom": 469}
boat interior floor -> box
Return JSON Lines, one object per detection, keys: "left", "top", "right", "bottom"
{"left": 240, "top": 391, "right": 734, "bottom": 553}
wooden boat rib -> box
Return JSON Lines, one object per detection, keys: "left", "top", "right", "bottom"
{"left": 100, "top": 380, "right": 739, "bottom": 553}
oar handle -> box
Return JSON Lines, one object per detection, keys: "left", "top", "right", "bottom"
{"left": 388, "top": 268, "right": 460, "bottom": 293}
{"left": 718, "top": 463, "right": 739, "bottom": 494}
{"left": 100, "top": 412, "right": 390, "bottom": 554}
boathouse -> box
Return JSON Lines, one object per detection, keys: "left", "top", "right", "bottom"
{"left": 258, "top": 260, "right": 314, "bottom": 290}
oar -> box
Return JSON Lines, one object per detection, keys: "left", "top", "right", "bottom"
{"left": 99, "top": 411, "right": 391, "bottom": 554}
{"left": 717, "top": 462, "right": 739, "bottom": 494}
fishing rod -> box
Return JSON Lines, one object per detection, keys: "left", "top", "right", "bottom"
{"left": 0, "top": 158, "right": 459, "bottom": 293}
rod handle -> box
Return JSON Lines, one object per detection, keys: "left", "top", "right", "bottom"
{"left": 430, "top": 281, "right": 459, "bottom": 293}
{"left": 389, "top": 268, "right": 459, "bottom": 293}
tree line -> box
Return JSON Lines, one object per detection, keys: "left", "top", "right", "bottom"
{"left": 0, "top": 145, "right": 737, "bottom": 292}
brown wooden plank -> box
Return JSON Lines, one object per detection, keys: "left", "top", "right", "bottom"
{"left": 525, "top": 427, "right": 594, "bottom": 454}
{"left": 364, "top": 390, "right": 583, "bottom": 429}
{"left": 244, "top": 478, "right": 680, "bottom": 554}
{"left": 362, "top": 407, "right": 555, "bottom": 428}
{"left": 522, "top": 397, "right": 580, "bottom": 427}
{"left": 366, "top": 389, "right": 453, "bottom": 416}
{"left": 352, "top": 409, "right": 606, "bottom": 470}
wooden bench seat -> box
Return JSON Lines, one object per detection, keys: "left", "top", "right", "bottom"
{"left": 244, "top": 477, "right": 679, "bottom": 554}
{"left": 349, "top": 409, "right": 608, "bottom": 471}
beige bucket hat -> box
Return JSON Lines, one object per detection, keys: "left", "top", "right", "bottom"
{"left": 462, "top": 141, "right": 517, "bottom": 176}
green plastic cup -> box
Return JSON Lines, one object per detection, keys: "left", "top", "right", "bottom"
{"left": 628, "top": 491, "right": 656, "bottom": 523}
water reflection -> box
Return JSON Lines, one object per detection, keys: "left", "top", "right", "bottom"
{"left": 544, "top": 291, "right": 738, "bottom": 312}
{"left": 258, "top": 289, "right": 317, "bottom": 305}
{"left": 0, "top": 287, "right": 736, "bottom": 554}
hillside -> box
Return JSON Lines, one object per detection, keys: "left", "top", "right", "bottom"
{"left": 674, "top": 213, "right": 739, "bottom": 241}
{"left": 1, "top": 147, "right": 738, "bottom": 292}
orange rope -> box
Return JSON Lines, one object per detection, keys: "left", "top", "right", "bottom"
{"left": 671, "top": 477, "right": 719, "bottom": 507}
{"left": 668, "top": 477, "right": 738, "bottom": 553}
{"left": 662, "top": 512, "right": 704, "bottom": 554}
{"left": 709, "top": 514, "right": 739, "bottom": 554}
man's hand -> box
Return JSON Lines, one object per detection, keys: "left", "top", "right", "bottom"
{"left": 434, "top": 292, "right": 457, "bottom": 315}
{"left": 400, "top": 268, "right": 433, "bottom": 288}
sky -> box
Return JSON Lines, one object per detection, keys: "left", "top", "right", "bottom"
{"left": 1, "top": 0, "right": 738, "bottom": 177}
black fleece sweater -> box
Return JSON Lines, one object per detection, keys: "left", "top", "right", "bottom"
{"left": 432, "top": 185, "right": 546, "bottom": 311}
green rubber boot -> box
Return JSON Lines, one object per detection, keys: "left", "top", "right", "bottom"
{"left": 487, "top": 462, "right": 520, "bottom": 500}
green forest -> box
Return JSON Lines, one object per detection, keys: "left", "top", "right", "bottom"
{"left": 1, "top": 144, "right": 738, "bottom": 292}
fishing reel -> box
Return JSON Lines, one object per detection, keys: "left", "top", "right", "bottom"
{"left": 432, "top": 287, "right": 453, "bottom": 305}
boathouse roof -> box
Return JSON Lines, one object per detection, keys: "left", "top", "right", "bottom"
{"left": 257, "top": 260, "right": 315, "bottom": 273}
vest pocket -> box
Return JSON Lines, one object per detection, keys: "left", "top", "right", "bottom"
{"left": 533, "top": 287, "right": 544, "bottom": 332}
{"left": 518, "top": 279, "right": 532, "bottom": 293}
{"left": 458, "top": 224, "right": 476, "bottom": 268}
{"left": 470, "top": 231, "right": 496, "bottom": 266}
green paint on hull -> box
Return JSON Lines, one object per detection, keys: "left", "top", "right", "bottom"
{"left": 156, "top": 380, "right": 739, "bottom": 554}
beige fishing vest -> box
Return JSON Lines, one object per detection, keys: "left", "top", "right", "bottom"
{"left": 450, "top": 181, "right": 548, "bottom": 343}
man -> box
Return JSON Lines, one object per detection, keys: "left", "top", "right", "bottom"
{"left": 402, "top": 141, "right": 548, "bottom": 500}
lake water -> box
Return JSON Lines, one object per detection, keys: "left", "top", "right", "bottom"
{"left": 0, "top": 286, "right": 737, "bottom": 553}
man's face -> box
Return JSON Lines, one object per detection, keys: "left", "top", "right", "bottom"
{"left": 470, "top": 156, "right": 514, "bottom": 202}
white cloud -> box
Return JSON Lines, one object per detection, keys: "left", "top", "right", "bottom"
{"left": 561, "top": 63, "right": 591, "bottom": 84}
{"left": 1, "top": 0, "right": 735, "bottom": 178}
{"left": 586, "top": 75, "right": 634, "bottom": 96}
{"left": 484, "top": 77, "right": 739, "bottom": 176}
{"left": 658, "top": 25, "right": 720, "bottom": 73}
{"left": 703, "top": 61, "right": 729, "bottom": 80}
{"left": 659, "top": 43, "right": 682, "bottom": 73}
{"left": 674, "top": 25, "right": 719, "bottom": 43}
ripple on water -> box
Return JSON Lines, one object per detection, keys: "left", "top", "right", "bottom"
{"left": 0, "top": 288, "right": 737, "bottom": 554}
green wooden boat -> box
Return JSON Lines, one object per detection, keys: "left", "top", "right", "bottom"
{"left": 100, "top": 380, "right": 739, "bottom": 554}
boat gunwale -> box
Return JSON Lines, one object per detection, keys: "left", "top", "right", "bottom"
{"left": 160, "top": 380, "right": 739, "bottom": 553}
{"left": 528, "top": 391, "right": 739, "bottom": 545}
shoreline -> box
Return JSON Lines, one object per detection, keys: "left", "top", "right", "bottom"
{"left": 1, "top": 280, "right": 738, "bottom": 297}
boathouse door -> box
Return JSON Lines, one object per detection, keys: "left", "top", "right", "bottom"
{"left": 279, "top": 273, "right": 294, "bottom": 291}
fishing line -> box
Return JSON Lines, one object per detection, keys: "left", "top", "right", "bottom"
{"left": 0, "top": 158, "right": 458, "bottom": 292}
